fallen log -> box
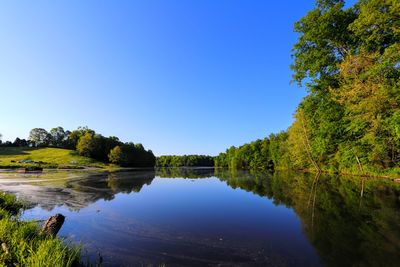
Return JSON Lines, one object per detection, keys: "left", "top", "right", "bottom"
{"left": 16, "top": 167, "right": 43, "bottom": 173}
{"left": 42, "top": 214, "right": 65, "bottom": 237}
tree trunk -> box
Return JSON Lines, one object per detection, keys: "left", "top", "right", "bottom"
{"left": 299, "top": 110, "right": 321, "bottom": 173}
{"left": 42, "top": 214, "right": 65, "bottom": 237}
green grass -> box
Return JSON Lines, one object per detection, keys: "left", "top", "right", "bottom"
{"left": 0, "top": 147, "right": 106, "bottom": 169}
{"left": 0, "top": 192, "right": 81, "bottom": 266}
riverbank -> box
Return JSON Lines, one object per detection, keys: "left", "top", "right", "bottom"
{"left": 273, "top": 166, "right": 400, "bottom": 181}
{"left": 0, "top": 192, "right": 80, "bottom": 266}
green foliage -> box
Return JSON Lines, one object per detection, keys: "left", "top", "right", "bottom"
{"left": 29, "top": 128, "right": 51, "bottom": 147}
{"left": 348, "top": 0, "right": 400, "bottom": 53}
{"left": 49, "top": 127, "right": 68, "bottom": 147}
{"left": 76, "top": 132, "right": 94, "bottom": 157}
{"left": 0, "top": 193, "right": 80, "bottom": 266}
{"left": 2, "top": 126, "right": 156, "bottom": 168}
{"left": 65, "top": 127, "right": 94, "bottom": 149}
{"left": 156, "top": 155, "right": 214, "bottom": 167}
{"left": 215, "top": 138, "right": 274, "bottom": 170}
{"left": 0, "top": 219, "right": 80, "bottom": 267}
{"left": 118, "top": 143, "right": 156, "bottom": 167}
{"left": 72, "top": 129, "right": 155, "bottom": 167}
{"left": 0, "top": 192, "right": 23, "bottom": 215}
{"left": 108, "top": 146, "right": 123, "bottom": 164}
{"left": 268, "top": 132, "right": 290, "bottom": 170}
{"left": 218, "top": 0, "right": 400, "bottom": 176}
{"left": 291, "top": 0, "right": 357, "bottom": 88}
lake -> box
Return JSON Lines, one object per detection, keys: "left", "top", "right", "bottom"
{"left": 0, "top": 168, "right": 399, "bottom": 266}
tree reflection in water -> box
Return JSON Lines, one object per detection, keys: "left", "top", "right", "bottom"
{"left": 0, "top": 170, "right": 155, "bottom": 210}
{"left": 1, "top": 168, "right": 400, "bottom": 266}
{"left": 214, "top": 169, "right": 400, "bottom": 267}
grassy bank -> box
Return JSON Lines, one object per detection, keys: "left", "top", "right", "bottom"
{"left": 270, "top": 165, "right": 400, "bottom": 180}
{"left": 0, "top": 147, "right": 106, "bottom": 169}
{"left": 0, "top": 192, "right": 81, "bottom": 266}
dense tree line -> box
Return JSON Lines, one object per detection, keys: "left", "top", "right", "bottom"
{"left": 0, "top": 127, "right": 155, "bottom": 167}
{"left": 156, "top": 155, "right": 214, "bottom": 167}
{"left": 0, "top": 132, "right": 29, "bottom": 147}
{"left": 217, "top": 0, "right": 400, "bottom": 175}
{"left": 214, "top": 138, "right": 274, "bottom": 170}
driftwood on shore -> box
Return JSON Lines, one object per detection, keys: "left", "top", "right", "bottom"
{"left": 16, "top": 167, "right": 43, "bottom": 173}
{"left": 41, "top": 214, "right": 65, "bottom": 237}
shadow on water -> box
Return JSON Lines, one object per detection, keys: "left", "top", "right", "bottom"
{"left": 0, "top": 168, "right": 399, "bottom": 266}
{"left": 214, "top": 169, "right": 400, "bottom": 267}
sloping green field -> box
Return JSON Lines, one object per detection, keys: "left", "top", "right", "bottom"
{"left": 0, "top": 147, "right": 105, "bottom": 168}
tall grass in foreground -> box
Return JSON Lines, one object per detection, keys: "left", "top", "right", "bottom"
{"left": 0, "top": 193, "right": 81, "bottom": 267}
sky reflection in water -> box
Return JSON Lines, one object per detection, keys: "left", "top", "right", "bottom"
{"left": 0, "top": 169, "right": 399, "bottom": 266}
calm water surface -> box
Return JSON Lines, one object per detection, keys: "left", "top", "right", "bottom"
{"left": 0, "top": 168, "right": 399, "bottom": 266}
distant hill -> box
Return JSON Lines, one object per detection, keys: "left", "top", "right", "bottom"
{"left": 0, "top": 147, "right": 105, "bottom": 169}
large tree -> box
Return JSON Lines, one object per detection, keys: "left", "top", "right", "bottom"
{"left": 290, "top": 0, "right": 400, "bottom": 172}
{"left": 76, "top": 132, "right": 94, "bottom": 157}
{"left": 217, "top": 0, "right": 400, "bottom": 174}
{"left": 29, "top": 128, "right": 50, "bottom": 147}
{"left": 49, "top": 127, "right": 67, "bottom": 147}
{"left": 108, "top": 146, "right": 123, "bottom": 164}
{"left": 291, "top": 0, "right": 358, "bottom": 90}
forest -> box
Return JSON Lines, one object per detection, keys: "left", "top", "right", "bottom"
{"left": 0, "top": 127, "right": 155, "bottom": 167}
{"left": 216, "top": 0, "right": 400, "bottom": 176}
{"left": 156, "top": 155, "right": 214, "bottom": 167}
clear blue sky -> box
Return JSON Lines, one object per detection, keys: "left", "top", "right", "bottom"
{"left": 1, "top": 0, "right": 326, "bottom": 156}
